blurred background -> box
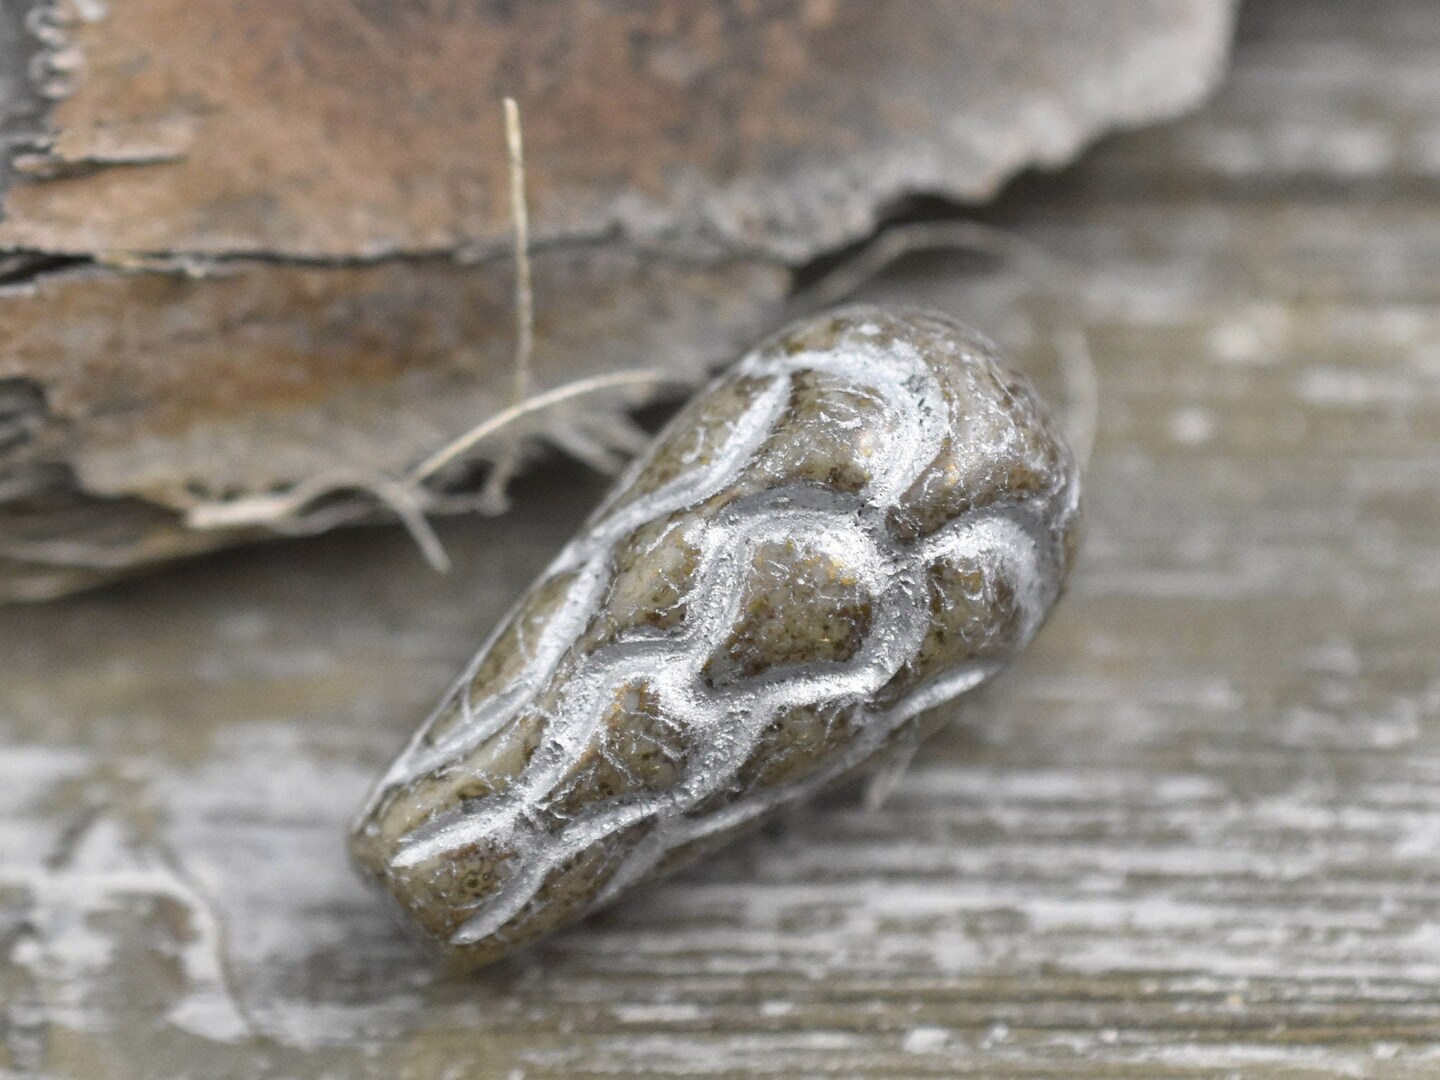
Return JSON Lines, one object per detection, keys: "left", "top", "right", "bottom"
{"left": 4, "top": 2, "right": 1440, "bottom": 1077}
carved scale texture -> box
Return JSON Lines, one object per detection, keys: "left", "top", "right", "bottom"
{"left": 351, "top": 306, "right": 1081, "bottom": 967}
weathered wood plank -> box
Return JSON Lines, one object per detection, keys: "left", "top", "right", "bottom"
{"left": 4, "top": 0, "right": 1440, "bottom": 1077}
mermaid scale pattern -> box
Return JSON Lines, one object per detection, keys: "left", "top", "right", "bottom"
{"left": 351, "top": 305, "right": 1081, "bottom": 967}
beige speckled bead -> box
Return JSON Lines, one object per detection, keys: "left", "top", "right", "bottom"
{"left": 351, "top": 305, "right": 1081, "bottom": 967}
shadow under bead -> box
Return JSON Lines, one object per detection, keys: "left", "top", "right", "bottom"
{"left": 350, "top": 305, "right": 1082, "bottom": 968}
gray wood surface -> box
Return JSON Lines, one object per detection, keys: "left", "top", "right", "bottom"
{"left": 5, "top": 0, "right": 1440, "bottom": 1076}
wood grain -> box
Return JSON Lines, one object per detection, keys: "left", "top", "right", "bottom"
{"left": 4, "top": 0, "right": 1440, "bottom": 1076}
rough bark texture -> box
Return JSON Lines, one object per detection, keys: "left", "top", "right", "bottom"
{"left": 5, "top": 2, "right": 1440, "bottom": 1076}
{"left": 0, "top": 0, "right": 1239, "bottom": 600}
{"left": 1, "top": 0, "right": 1236, "bottom": 260}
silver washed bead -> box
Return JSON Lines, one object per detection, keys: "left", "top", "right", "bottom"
{"left": 351, "top": 305, "right": 1081, "bottom": 967}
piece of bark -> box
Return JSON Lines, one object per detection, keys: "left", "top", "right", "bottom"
{"left": 0, "top": 251, "right": 786, "bottom": 599}
{"left": 0, "top": 0, "right": 1240, "bottom": 600}
{"left": 3, "top": 0, "right": 1239, "bottom": 260}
